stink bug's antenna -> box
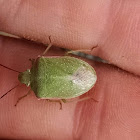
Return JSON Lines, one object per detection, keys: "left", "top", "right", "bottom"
{"left": 0, "top": 84, "right": 20, "bottom": 99}
{"left": 0, "top": 64, "right": 21, "bottom": 73}
{"left": 0, "top": 64, "right": 21, "bottom": 99}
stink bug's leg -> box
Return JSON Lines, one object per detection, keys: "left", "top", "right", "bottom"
{"left": 77, "top": 96, "right": 98, "bottom": 102}
{"left": 42, "top": 36, "right": 53, "bottom": 56}
{"left": 63, "top": 97, "right": 98, "bottom": 104}
{"left": 15, "top": 89, "right": 32, "bottom": 106}
{"left": 61, "top": 99, "right": 66, "bottom": 103}
{"left": 65, "top": 45, "right": 98, "bottom": 56}
{"left": 46, "top": 99, "right": 63, "bottom": 110}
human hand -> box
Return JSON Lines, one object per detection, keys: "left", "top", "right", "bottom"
{"left": 0, "top": 0, "right": 140, "bottom": 139}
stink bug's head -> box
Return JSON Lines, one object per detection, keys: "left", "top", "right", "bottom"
{"left": 18, "top": 69, "right": 31, "bottom": 86}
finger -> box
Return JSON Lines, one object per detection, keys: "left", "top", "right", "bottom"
{"left": 0, "top": 1, "right": 140, "bottom": 75}
{"left": 0, "top": 36, "right": 140, "bottom": 139}
{"left": 74, "top": 63, "right": 140, "bottom": 140}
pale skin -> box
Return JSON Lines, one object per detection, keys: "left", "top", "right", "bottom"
{"left": 0, "top": 0, "right": 140, "bottom": 140}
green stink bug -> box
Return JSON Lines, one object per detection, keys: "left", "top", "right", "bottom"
{"left": 0, "top": 37, "right": 97, "bottom": 109}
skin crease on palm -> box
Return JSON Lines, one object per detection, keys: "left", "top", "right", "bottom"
{"left": 0, "top": 0, "right": 140, "bottom": 140}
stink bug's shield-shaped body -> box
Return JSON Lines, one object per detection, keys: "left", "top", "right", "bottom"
{"left": 18, "top": 56, "right": 97, "bottom": 99}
